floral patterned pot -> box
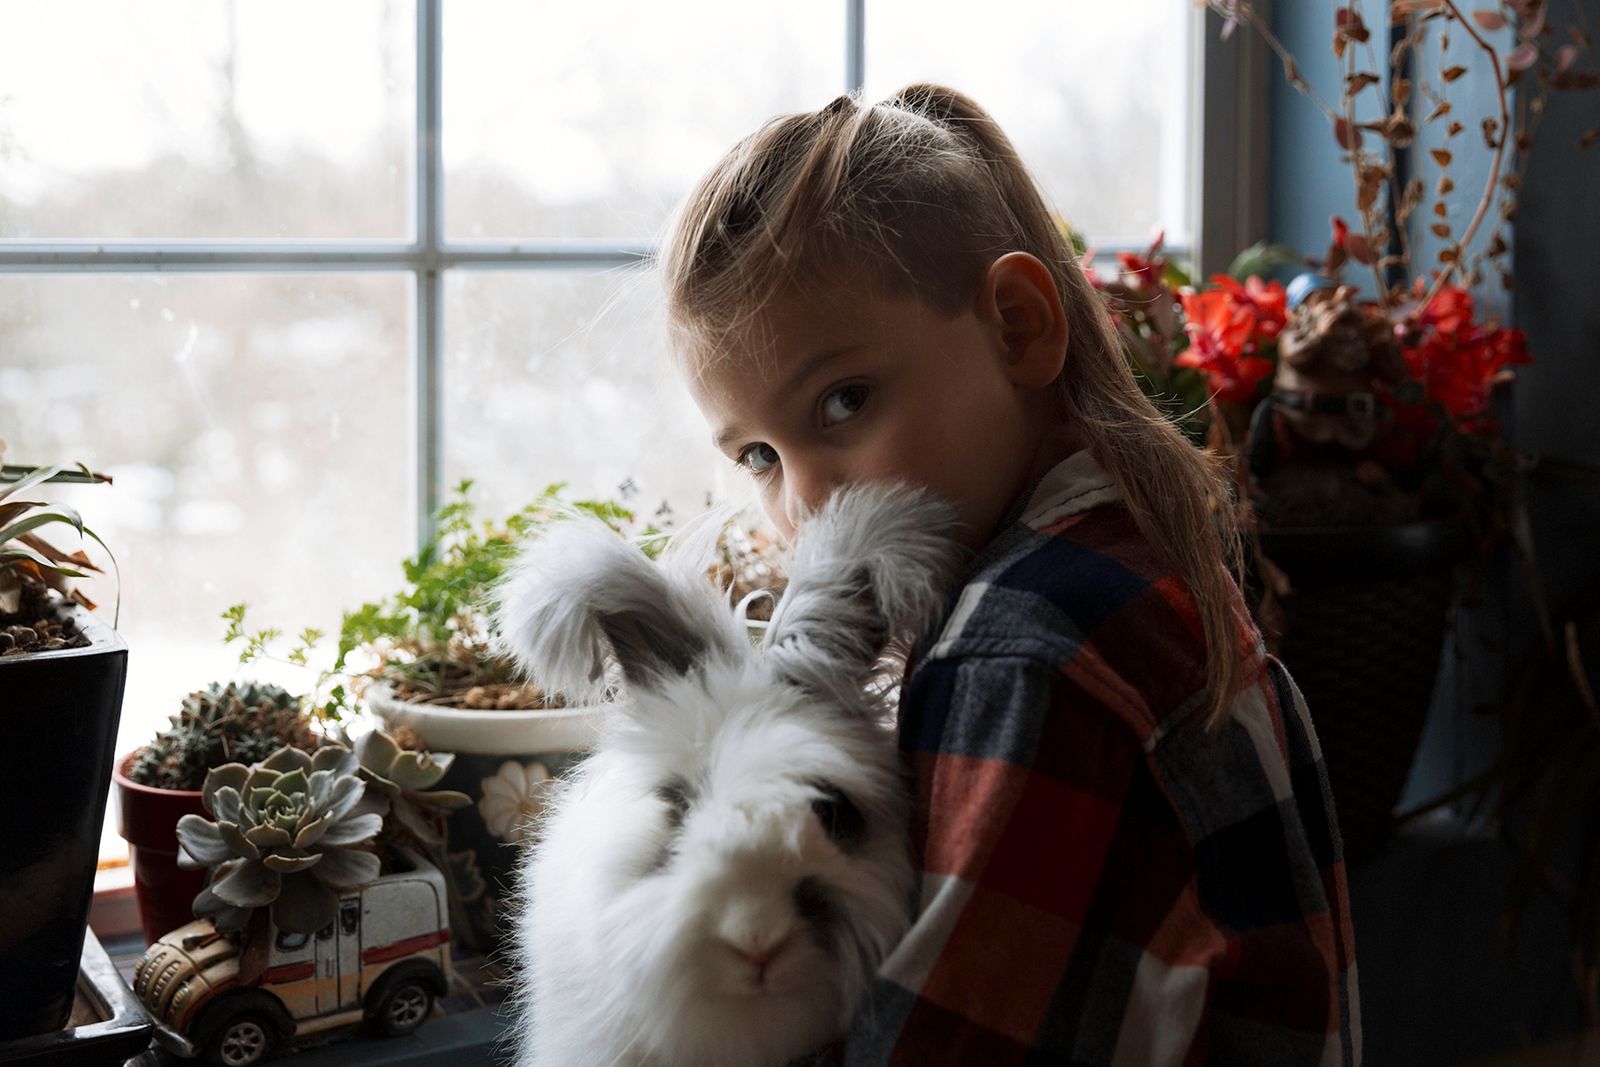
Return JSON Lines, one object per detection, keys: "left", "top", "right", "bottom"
{"left": 364, "top": 683, "right": 609, "bottom": 953}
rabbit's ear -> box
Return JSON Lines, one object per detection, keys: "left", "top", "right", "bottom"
{"left": 492, "top": 517, "right": 739, "bottom": 702}
{"left": 762, "top": 484, "right": 964, "bottom": 687}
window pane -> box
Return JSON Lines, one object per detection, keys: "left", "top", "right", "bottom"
{"left": 866, "top": 0, "right": 1195, "bottom": 247}
{"left": 444, "top": 269, "right": 736, "bottom": 525}
{"left": 0, "top": 1, "right": 415, "bottom": 240}
{"left": 444, "top": 1, "right": 845, "bottom": 241}
{"left": 0, "top": 273, "right": 413, "bottom": 855}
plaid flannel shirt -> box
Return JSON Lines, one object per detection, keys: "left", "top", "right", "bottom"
{"left": 841, "top": 450, "right": 1361, "bottom": 1065}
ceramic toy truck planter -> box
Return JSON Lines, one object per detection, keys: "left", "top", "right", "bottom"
{"left": 134, "top": 847, "right": 451, "bottom": 1066}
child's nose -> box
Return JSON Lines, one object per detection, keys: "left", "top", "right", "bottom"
{"left": 782, "top": 464, "right": 836, "bottom": 533}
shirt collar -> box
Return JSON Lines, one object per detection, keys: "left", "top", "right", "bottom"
{"left": 959, "top": 449, "right": 1122, "bottom": 578}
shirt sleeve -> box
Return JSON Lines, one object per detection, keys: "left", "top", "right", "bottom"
{"left": 840, "top": 652, "right": 1360, "bottom": 1066}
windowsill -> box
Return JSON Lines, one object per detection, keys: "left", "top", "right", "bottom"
{"left": 90, "top": 863, "right": 142, "bottom": 944}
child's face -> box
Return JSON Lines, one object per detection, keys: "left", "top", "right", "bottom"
{"left": 685, "top": 256, "right": 1070, "bottom": 549}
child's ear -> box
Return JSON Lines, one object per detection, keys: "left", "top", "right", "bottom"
{"left": 980, "top": 251, "right": 1069, "bottom": 389}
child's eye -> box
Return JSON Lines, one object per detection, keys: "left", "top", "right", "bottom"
{"left": 737, "top": 443, "right": 779, "bottom": 474}
{"left": 821, "top": 383, "right": 870, "bottom": 427}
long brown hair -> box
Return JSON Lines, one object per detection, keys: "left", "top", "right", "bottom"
{"left": 657, "top": 84, "right": 1251, "bottom": 729}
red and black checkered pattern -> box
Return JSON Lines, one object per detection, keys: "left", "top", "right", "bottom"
{"left": 841, "top": 453, "right": 1361, "bottom": 1066}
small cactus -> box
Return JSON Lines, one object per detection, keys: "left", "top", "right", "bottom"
{"left": 127, "top": 681, "right": 318, "bottom": 792}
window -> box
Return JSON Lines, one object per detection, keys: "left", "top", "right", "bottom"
{"left": 0, "top": 1, "right": 1215, "bottom": 866}
{"left": 276, "top": 931, "right": 311, "bottom": 952}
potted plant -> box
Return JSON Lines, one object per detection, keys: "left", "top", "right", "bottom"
{"left": 131, "top": 738, "right": 462, "bottom": 1065}
{"left": 336, "top": 479, "right": 785, "bottom": 950}
{"left": 323, "top": 480, "right": 642, "bottom": 950}
{"left": 0, "top": 443, "right": 124, "bottom": 1042}
{"left": 113, "top": 679, "right": 322, "bottom": 944}
{"left": 1071, "top": 1, "right": 1598, "bottom": 864}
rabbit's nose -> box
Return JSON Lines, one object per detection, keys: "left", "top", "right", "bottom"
{"left": 729, "top": 931, "right": 795, "bottom": 978}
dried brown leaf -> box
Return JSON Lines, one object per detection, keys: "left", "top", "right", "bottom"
{"left": 1430, "top": 222, "right": 1452, "bottom": 238}
{"left": 1335, "top": 117, "right": 1364, "bottom": 150}
{"left": 1427, "top": 99, "right": 1453, "bottom": 122}
{"left": 1557, "top": 44, "right": 1579, "bottom": 74}
{"left": 1397, "top": 176, "right": 1426, "bottom": 225}
{"left": 1348, "top": 72, "right": 1382, "bottom": 94}
{"left": 1438, "top": 174, "right": 1456, "bottom": 195}
{"left": 1430, "top": 147, "right": 1454, "bottom": 166}
{"left": 1472, "top": 10, "right": 1508, "bottom": 31}
{"left": 1392, "top": 76, "right": 1413, "bottom": 106}
{"left": 1582, "top": 127, "right": 1600, "bottom": 149}
{"left": 1347, "top": 233, "right": 1376, "bottom": 264}
{"left": 1442, "top": 64, "right": 1470, "bottom": 83}
{"left": 1438, "top": 246, "right": 1460, "bottom": 263}
{"left": 1508, "top": 43, "right": 1539, "bottom": 72}
{"left": 1434, "top": 200, "right": 1450, "bottom": 217}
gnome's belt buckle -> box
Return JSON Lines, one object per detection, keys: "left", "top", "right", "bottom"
{"left": 1273, "top": 389, "right": 1378, "bottom": 419}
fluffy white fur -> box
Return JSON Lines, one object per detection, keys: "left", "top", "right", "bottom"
{"left": 492, "top": 484, "right": 962, "bottom": 1067}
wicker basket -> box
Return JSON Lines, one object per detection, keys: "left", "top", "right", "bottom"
{"left": 1257, "top": 517, "right": 1468, "bottom": 864}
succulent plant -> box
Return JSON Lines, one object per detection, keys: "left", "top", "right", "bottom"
{"left": 176, "top": 744, "right": 382, "bottom": 934}
{"left": 127, "top": 681, "right": 318, "bottom": 792}
{"left": 353, "top": 730, "right": 471, "bottom": 847}
{"left": 0, "top": 442, "right": 118, "bottom": 640}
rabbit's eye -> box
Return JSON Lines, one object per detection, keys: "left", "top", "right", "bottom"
{"left": 810, "top": 782, "right": 865, "bottom": 850}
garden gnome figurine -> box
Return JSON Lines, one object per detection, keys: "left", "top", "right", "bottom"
{"left": 1246, "top": 274, "right": 1409, "bottom": 483}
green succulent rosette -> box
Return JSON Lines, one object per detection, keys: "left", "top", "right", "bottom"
{"left": 175, "top": 744, "right": 382, "bottom": 934}
{"left": 353, "top": 730, "right": 471, "bottom": 847}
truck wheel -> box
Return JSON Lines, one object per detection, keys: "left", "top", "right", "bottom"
{"left": 372, "top": 979, "right": 433, "bottom": 1037}
{"left": 204, "top": 1012, "right": 276, "bottom": 1067}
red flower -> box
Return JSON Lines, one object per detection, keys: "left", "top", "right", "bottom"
{"left": 1400, "top": 279, "right": 1531, "bottom": 428}
{"left": 1176, "top": 288, "right": 1275, "bottom": 404}
{"left": 1210, "top": 274, "right": 1289, "bottom": 341}
{"left": 1116, "top": 229, "right": 1169, "bottom": 292}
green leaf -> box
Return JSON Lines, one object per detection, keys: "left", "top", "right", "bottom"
{"left": 263, "top": 849, "right": 324, "bottom": 874}
{"left": 0, "top": 506, "right": 85, "bottom": 549}
{"left": 202, "top": 764, "right": 251, "bottom": 814}
{"left": 355, "top": 730, "right": 402, "bottom": 775}
{"left": 308, "top": 847, "right": 381, "bottom": 888}
{"left": 318, "top": 812, "right": 383, "bottom": 848}
{"left": 212, "top": 858, "right": 281, "bottom": 907}
{"left": 0, "top": 465, "right": 65, "bottom": 504}
{"left": 1226, "top": 241, "right": 1306, "bottom": 281}
{"left": 244, "top": 823, "right": 293, "bottom": 850}
{"left": 175, "top": 815, "right": 233, "bottom": 868}
{"left": 261, "top": 746, "right": 313, "bottom": 774}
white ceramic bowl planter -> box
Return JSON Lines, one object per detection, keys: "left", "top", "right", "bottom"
{"left": 365, "top": 683, "right": 613, "bottom": 953}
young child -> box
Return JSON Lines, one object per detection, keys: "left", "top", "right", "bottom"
{"left": 657, "top": 84, "right": 1360, "bottom": 1065}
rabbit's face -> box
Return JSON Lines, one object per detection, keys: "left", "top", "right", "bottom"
{"left": 597, "top": 664, "right": 914, "bottom": 1063}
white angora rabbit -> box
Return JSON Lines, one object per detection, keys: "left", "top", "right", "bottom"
{"left": 492, "top": 484, "right": 962, "bottom": 1067}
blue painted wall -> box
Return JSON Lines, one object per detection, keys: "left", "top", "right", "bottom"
{"left": 1266, "top": 1, "right": 1600, "bottom": 1061}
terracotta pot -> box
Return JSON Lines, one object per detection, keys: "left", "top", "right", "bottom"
{"left": 0, "top": 611, "right": 128, "bottom": 1041}
{"left": 365, "top": 683, "right": 611, "bottom": 953}
{"left": 111, "top": 753, "right": 209, "bottom": 945}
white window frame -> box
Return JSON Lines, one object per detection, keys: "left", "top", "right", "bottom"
{"left": 1, "top": 0, "right": 1256, "bottom": 553}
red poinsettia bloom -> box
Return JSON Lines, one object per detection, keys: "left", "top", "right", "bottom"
{"left": 1401, "top": 279, "right": 1531, "bottom": 428}
{"left": 1175, "top": 288, "right": 1276, "bottom": 404}
{"left": 1209, "top": 274, "right": 1289, "bottom": 341}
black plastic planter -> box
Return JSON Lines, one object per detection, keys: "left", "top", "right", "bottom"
{"left": 0, "top": 611, "right": 128, "bottom": 1042}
